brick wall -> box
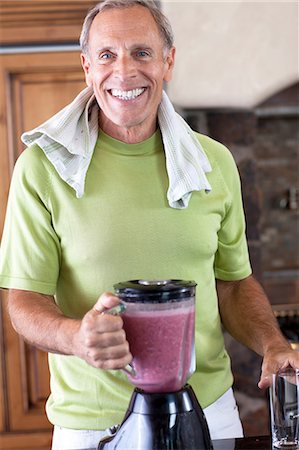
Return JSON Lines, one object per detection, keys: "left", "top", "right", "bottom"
{"left": 182, "top": 82, "right": 299, "bottom": 436}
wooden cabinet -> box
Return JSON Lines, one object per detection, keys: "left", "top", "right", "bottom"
{"left": 0, "top": 49, "right": 86, "bottom": 449}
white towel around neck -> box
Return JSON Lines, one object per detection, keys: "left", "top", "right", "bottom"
{"left": 21, "top": 87, "right": 212, "bottom": 209}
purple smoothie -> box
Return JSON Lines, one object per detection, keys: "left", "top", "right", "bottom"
{"left": 122, "top": 303, "right": 195, "bottom": 393}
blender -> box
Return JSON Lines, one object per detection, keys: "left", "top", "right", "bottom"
{"left": 98, "top": 279, "right": 213, "bottom": 450}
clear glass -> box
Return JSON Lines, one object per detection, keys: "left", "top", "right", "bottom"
{"left": 270, "top": 368, "right": 299, "bottom": 449}
{"left": 121, "top": 297, "right": 195, "bottom": 393}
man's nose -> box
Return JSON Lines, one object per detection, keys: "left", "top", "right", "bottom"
{"left": 114, "top": 55, "right": 137, "bottom": 80}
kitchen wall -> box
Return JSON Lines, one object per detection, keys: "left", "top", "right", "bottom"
{"left": 161, "top": 0, "right": 298, "bottom": 109}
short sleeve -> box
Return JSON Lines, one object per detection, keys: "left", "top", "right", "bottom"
{"left": 214, "top": 150, "right": 252, "bottom": 281}
{"left": 0, "top": 147, "right": 61, "bottom": 295}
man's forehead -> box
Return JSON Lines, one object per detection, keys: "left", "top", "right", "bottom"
{"left": 88, "top": 7, "right": 163, "bottom": 48}
{"left": 90, "top": 5, "right": 159, "bottom": 34}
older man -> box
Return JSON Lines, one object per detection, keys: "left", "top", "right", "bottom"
{"left": 0, "top": 1, "right": 298, "bottom": 449}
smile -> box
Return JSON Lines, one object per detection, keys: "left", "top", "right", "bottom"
{"left": 110, "top": 88, "right": 146, "bottom": 101}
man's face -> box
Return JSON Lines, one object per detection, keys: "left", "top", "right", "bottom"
{"left": 81, "top": 5, "right": 175, "bottom": 142}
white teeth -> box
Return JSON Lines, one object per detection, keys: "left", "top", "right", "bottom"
{"left": 111, "top": 88, "right": 145, "bottom": 100}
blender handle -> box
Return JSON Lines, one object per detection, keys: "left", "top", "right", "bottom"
{"left": 103, "top": 304, "right": 126, "bottom": 316}
{"left": 103, "top": 304, "right": 136, "bottom": 377}
{"left": 122, "top": 363, "right": 136, "bottom": 377}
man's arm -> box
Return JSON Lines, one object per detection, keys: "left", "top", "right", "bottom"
{"left": 7, "top": 289, "right": 132, "bottom": 370}
{"left": 216, "top": 275, "right": 299, "bottom": 388}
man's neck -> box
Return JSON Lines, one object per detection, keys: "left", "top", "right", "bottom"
{"left": 99, "top": 116, "right": 158, "bottom": 144}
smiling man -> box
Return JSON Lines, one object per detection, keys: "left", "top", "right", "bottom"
{"left": 81, "top": 5, "right": 175, "bottom": 143}
{"left": 0, "top": 1, "right": 298, "bottom": 450}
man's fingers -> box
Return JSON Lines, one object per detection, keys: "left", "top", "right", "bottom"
{"left": 85, "top": 341, "right": 132, "bottom": 369}
{"left": 87, "top": 341, "right": 131, "bottom": 362}
{"left": 84, "top": 327, "right": 127, "bottom": 348}
{"left": 258, "top": 375, "right": 271, "bottom": 389}
{"left": 258, "top": 348, "right": 299, "bottom": 389}
{"left": 82, "top": 311, "right": 124, "bottom": 338}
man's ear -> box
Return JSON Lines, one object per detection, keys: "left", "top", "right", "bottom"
{"left": 163, "top": 46, "right": 176, "bottom": 83}
{"left": 81, "top": 53, "right": 92, "bottom": 87}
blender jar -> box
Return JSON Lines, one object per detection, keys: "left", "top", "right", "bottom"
{"left": 114, "top": 279, "right": 196, "bottom": 393}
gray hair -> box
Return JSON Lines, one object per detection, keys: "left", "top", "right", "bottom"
{"left": 80, "top": 0, "right": 174, "bottom": 56}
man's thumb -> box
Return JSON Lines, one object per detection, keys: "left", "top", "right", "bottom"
{"left": 93, "top": 292, "right": 119, "bottom": 314}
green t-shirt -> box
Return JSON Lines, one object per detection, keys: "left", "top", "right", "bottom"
{"left": 0, "top": 129, "right": 251, "bottom": 430}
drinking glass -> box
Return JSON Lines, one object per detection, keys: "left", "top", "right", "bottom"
{"left": 270, "top": 368, "right": 299, "bottom": 449}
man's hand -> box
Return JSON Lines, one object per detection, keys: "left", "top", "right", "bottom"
{"left": 258, "top": 344, "right": 299, "bottom": 389}
{"left": 7, "top": 289, "right": 132, "bottom": 371}
{"left": 73, "top": 292, "right": 132, "bottom": 370}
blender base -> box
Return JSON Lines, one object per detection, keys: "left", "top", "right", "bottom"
{"left": 98, "top": 384, "right": 213, "bottom": 450}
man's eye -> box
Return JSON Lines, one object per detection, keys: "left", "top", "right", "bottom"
{"left": 100, "top": 53, "right": 113, "bottom": 60}
{"left": 136, "top": 50, "right": 150, "bottom": 58}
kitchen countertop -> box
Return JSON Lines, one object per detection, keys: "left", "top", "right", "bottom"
{"left": 65, "top": 436, "right": 273, "bottom": 450}
{"left": 12, "top": 436, "right": 273, "bottom": 450}
{"left": 213, "top": 435, "right": 272, "bottom": 449}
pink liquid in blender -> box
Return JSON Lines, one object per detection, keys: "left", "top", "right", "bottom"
{"left": 122, "top": 304, "right": 195, "bottom": 393}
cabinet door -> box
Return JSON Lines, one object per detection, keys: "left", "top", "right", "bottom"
{"left": 0, "top": 50, "right": 86, "bottom": 441}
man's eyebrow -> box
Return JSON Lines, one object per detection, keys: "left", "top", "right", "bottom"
{"left": 95, "top": 44, "right": 154, "bottom": 53}
{"left": 96, "top": 46, "right": 116, "bottom": 54}
{"left": 130, "top": 44, "right": 153, "bottom": 49}
{"left": 132, "top": 45, "right": 154, "bottom": 52}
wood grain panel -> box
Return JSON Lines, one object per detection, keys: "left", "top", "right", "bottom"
{"left": 0, "top": 50, "right": 86, "bottom": 439}
{"left": 0, "top": 295, "right": 7, "bottom": 432}
{"left": 0, "top": 430, "right": 52, "bottom": 449}
{"left": 25, "top": 344, "right": 51, "bottom": 406}
{"left": 0, "top": 0, "right": 98, "bottom": 45}
{"left": 2, "top": 295, "right": 52, "bottom": 430}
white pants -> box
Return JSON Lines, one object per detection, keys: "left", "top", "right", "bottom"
{"left": 51, "top": 388, "right": 243, "bottom": 450}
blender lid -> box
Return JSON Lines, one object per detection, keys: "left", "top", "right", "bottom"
{"left": 113, "top": 279, "right": 196, "bottom": 302}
